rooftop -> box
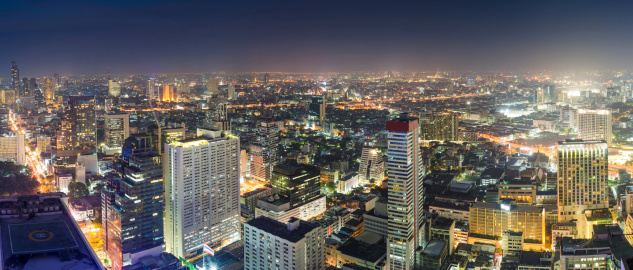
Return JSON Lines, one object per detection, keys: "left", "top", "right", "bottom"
{"left": 422, "top": 239, "right": 447, "bottom": 257}
{"left": 246, "top": 216, "right": 320, "bottom": 243}
{"left": 337, "top": 238, "right": 386, "bottom": 263}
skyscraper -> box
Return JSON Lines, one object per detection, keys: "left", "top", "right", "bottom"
{"left": 557, "top": 139, "right": 608, "bottom": 222}
{"left": 228, "top": 83, "right": 236, "bottom": 99}
{"left": 164, "top": 129, "right": 241, "bottom": 258}
{"left": 358, "top": 147, "right": 385, "bottom": 184}
{"left": 576, "top": 109, "right": 612, "bottom": 145}
{"left": 103, "top": 113, "right": 130, "bottom": 155}
{"left": 147, "top": 77, "right": 156, "bottom": 98}
{"left": 544, "top": 84, "right": 556, "bottom": 103}
{"left": 386, "top": 113, "right": 424, "bottom": 270}
{"left": 308, "top": 96, "right": 325, "bottom": 126}
{"left": 56, "top": 96, "right": 97, "bottom": 156}
{"left": 10, "top": 61, "right": 19, "bottom": 97}
{"left": 22, "top": 77, "right": 31, "bottom": 97}
{"left": 44, "top": 77, "right": 54, "bottom": 102}
{"left": 207, "top": 78, "right": 219, "bottom": 95}
{"left": 102, "top": 151, "right": 164, "bottom": 270}
{"left": 250, "top": 121, "right": 279, "bottom": 183}
{"left": 204, "top": 103, "right": 231, "bottom": 132}
{"left": 108, "top": 79, "right": 121, "bottom": 97}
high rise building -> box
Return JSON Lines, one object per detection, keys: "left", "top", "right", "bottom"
{"left": 358, "top": 147, "right": 385, "bottom": 184}
{"left": 204, "top": 103, "right": 231, "bottom": 132}
{"left": 207, "top": 78, "right": 219, "bottom": 95}
{"left": 469, "top": 200, "right": 545, "bottom": 244}
{"left": 102, "top": 152, "right": 164, "bottom": 270}
{"left": 44, "top": 77, "right": 54, "bottom": 102}
{"left": 152, "top": 127, "right": 185, "bottom": 155}
{"left": 421, "top": 112, "right": 459, "bottom": 141}
{"left": 308, "top": 96, "right": 326, "bottom": 126}
{"left": 103, "top": 113, "right": 130, "bottom": 155}
{"left": 164, "top": 129, "right": 241, "bottom": 259}
{"left": 108, "top": 79, "right": 121, "bottom": 97}
{"left": 56, "top": 96, "right": 97, "bottom": 156}
{"left": 228, "top": 83, "right": 236, "bottom": 99}
{"left": 147, "top": 77, "right": 157, "bottom": 98}
{"left": 244, "top": 217, "right": 324, "bottom": 270}
{"left": 264, "top": 73, "right": 269, "bottom": 84}
{"left": 54, "top": 73, "right": 61, "bottom": 88}
{"left": 11, "top": 61, "right": 19, "bottom": 97}
{"left": 576, "top": 109, "right": 612, "bottom": 145}
{"left": 557, "top": 139, "right": 608, "bottom": 222}
{"left": 22, "top": 77, "right": 31, "bottom": 97}
{"left": 386, "top": 113, "right": 424, "bottom": 270}
{"left": 250, "top": 121, "right": 279, "bottom": 182}
{"left": 544, "top": 84, "right": 556, "bottom": 103}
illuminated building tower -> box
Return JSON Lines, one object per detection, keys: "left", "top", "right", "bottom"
{"left": 469, "top": 200, "right": 545, "bottom": 245}
{"left": 22, "top": 77, "right": 31, "bottom": 97}
{"left": 386, "top": 113, "right": 424, "bottom": 270}
{"left": 421, "top": 112, "right": 459, "bottom": 141}
{"left": 108, "top": 79, "right": 121, "bottom": 97}
{"left": 11, "top": 61, "right": 19, "bottom": 97}
{"left": 228, "top": 83, "right": 236, "bottom": 99}
{"left": 103, "top": 113, "right": 130, "bottom": 155}
{"left": 164, "top": 129, "right": 241, "bottom": 258}
{"left": 358, "top": 147, "right": 384, "bottom": 184}
{"left": 557, "top": 140, "right": 608, "bottom": 222}
{"left": 102, "top": 151, "right": 164, "bottom": 270}
{"left": 250, "top": 121, "right": 279, "bottom": 183}
{"left": 147, "top": 77, "right": 156, "bottom": 98}
{"left": 204, "top": 103, "right": 231, "bottom": 132}
{"left": 264, "top": 73, "right": 269, "bottom": 84}
{"left": 544, "top": 84, "right": 557, "bottom": 103}
{"left": 576, "top": 109, "right": 612, "bottom": 145}
{"left": 54, "top": 73, "right": 61, "bottom": 88}
{"left": 56, "top": 96, "right": 97, "bottom": 156}
{"left": 308, "top": 96, "right": 326, "bottom": 126}
{"left": 150, "top": 127, "right": 185, "bottom": 155}
{"left": 44, "top": 77, "right": 54, "bottom": 103}
{"left": 207, "top": 78, "right": 219, "bottom": 95}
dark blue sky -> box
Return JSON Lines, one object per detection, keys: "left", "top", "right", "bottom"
{"left": 2, "top": 0, "right": 632, "bottom": 76}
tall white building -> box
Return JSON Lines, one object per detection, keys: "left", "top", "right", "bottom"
{"left": 358, "top": 147, "right": 384, "bottom": 184}
{"left": 244, "top": 216, "right": 324, "bottom": 270}
{"left": 164, "top": 129, "right": 241, "bottom": 259}
{"left": 148, "top": 77, "right": 156, "bottom": 98}
{"left": 103, "top": 113, "right": 130, "bottom": 155}
{"left": 0, "top": 134, "right": 26, "bottom": 165}
{"left": 386, "top": 113, "right": 424, "bottom": 270}
{"left": 108, "top": 80, "right": 121, "bottom": 97}
{"left": 576, "top": 109, "right": 612, "bottom": 144}
{"left": 250, "top": 121, "right": 279, "bottom": 182}
{"left": 557, "top": 139, "right": 608, "bottom": 222}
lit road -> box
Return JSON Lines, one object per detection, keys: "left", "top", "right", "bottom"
{"left": 8, "top": 110, "right": 53, "bottom": 193}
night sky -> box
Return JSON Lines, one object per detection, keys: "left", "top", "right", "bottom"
{"left": 2, "top": 0, "right": 633, "bottom": 76}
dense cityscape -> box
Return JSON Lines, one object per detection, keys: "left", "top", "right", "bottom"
{"left": 4, "top": 1, "right": 633, "bottom": 270}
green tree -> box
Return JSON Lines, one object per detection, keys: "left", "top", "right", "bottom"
{"left": 67, "top": 181, "right": 89, "bottom": 199}
{"left": 324, "top": 182, "right": 336, "bottom": 193}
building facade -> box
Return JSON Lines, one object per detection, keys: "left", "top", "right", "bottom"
{"left": 57, "top": 96, "right": 96, "bottom": 156}
{"left": 250, "top": 121, "right": 279, "bottom": 183}
{"left": 358, "top": 147, "right": 385, "bottom": 184}
{"left": 103, "top": 113, "right": 130, "bottom": 155}
{"left": 575, "top": 109, "right": 612, "bottom": 144}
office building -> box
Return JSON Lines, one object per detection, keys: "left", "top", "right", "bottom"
{"left": 108, "top": 79, "right": 121, "bottom": 97}
{"left": 103, "top": 113, "right": 130, "bottom": 155}
{"left": 557, "top": 140, "right": 608, "bottom": 222}
{"left": 576, "top": 109, "right": 612, "bottom": 144}
{"left": 250, "top": 121, "right": 279, "bottom": 182}
{"left": 102, "top": 152, "right": 164, "bottom": 270}
{"left": 421, "top": 112, "right": 459, "bottom": 141}
{"left": 0, "top": 193, "right": 105, "bottom": 270}
{"left": 11, "top": 61, "right": 19, "bottom": 96}
{"left": 502, "top": 230, "right": 523, "bottom": 257}
{"left": 152, "top": 127, "right": 185, "bottom": 155}
{"left": 543, "top": 84, "right": 556, "bottom": 103}
{"left": 164, "top": 129, "right": 241, "bottom": 259}
{"left": 469, "top": 200, "right": 545, "bottom": 245}
{"left": 56, "top": 96, "right": 97, "bottom": 156}
{"left": 244, "top": 216, "right": 324, "bottom": 270}
{"left": 207, "top": 78, "right": 218, "bottom": 95}
{"left": 148, "top": 77, "right": 156, "bottom": 98}
{"left": 256, "top": 164, "right": 326, "bottom": 223}
{"left": 358, "top": 147, "right": 384, "bottom": 184}
{"left": 228, "top": 83, "right": 236, "bottom": 99}
{"left": 386, "top": 113, "right": 424, "bottom": 270}
{"left": 43, "top": 78, "right": 54, "bottom": 102}
{"left": 204, "top": 103, "right": 231, "bottom": 132}
{"left": 308, "top": 96, "right": 326, "bottom": 126}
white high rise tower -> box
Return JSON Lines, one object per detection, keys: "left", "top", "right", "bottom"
{"left": 164, "top": 128, "right": 241, "bottom": 259}
{"left": 386, "top": 113, "right": 424, "bottom": 270}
